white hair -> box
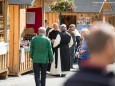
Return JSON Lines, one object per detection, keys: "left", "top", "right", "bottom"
{"left": 80, "top": 28, "right": 90, "bottom": 35}
{"left": 38, "top": 27, "right": 46, "bottom": 35}
{"left": 60, "top": 24, "right": 67, "bottom": 31}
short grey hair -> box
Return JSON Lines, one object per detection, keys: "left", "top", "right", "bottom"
{"left": 87, "top": 22, "right": 115, "bottom": 53}
{"left": 38, "top": 27, "right": 46, "bottom": 35}
{"left": 60, "top": 24, "right": 67, "bottom": 31}
{"left": 80, "top": 28, "right": 90, "bottom": 35}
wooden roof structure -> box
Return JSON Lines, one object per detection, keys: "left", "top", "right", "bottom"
{"left": 9, "top": 0, "right": 54, "bottom": 5}
{"left": 9, "top": 0, "right": 34, "bottom": 5}
{"left": 104, "top": 0, "right": 115, "bottom": 14}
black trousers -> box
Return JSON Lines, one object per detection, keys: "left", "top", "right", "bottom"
{"left": 69, "top": 44, "right": 75, "bottom": 68}
{"left": 77, "top": 58, "right": 81, "bottom": 70}
{"left": 33, "top": 63, "right": 47, "bottom": 86}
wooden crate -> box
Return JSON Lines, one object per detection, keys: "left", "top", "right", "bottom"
{"left": 19, "top": 51, "right": 33, "bottom": 75}
{"left": 0, "top": 53, "right": 8, "bottom": 79}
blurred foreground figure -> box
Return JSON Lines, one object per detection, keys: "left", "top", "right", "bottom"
{"left": 64, "top": 22, "right": 115, "bottom": 86}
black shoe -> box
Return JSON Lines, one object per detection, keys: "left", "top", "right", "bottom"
{"left": 61, "top": 75, "right": 66, "bottom": 77}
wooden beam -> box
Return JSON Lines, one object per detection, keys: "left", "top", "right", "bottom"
{"left": 3, "top": 0, "right": 8, "bottom": 42}
{"left": 9, "top": 5, "right": 14, "bottom": 73}
{"left": 42, "top": 0, "right": 45, "bottom": 26}
{"left": 13, "top": 5, "right": 20, "bottom": 74}
{"left": 100, "top": 0, "right": 112, "bottom": 13}
{"left": 9, "top": 5, "right": 20, "bottom": 75}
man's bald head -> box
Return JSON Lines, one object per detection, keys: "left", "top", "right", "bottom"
{"left": 87, "top": 22, "right": 115, "bottom": 54}
{"left": 52, "top": 23, "right": 59, "bottom": 30}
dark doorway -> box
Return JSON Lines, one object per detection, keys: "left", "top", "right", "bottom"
{"left": 62, "top": 15, "right": 76, "bottom": 29}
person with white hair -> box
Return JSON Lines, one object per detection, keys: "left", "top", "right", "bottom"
{"left": 30, "top": 27, "right": 53, "bottom": 86}
{"left": 76, "top": 28, "right": 90, "bottom": 69}
{"left": 50, "top": 24, "right": 73, "bottom": 76}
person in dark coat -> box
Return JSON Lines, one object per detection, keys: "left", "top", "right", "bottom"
{"left": 50, "top": 24, "right": 73, "bottom": 76}
{"left": 47, "top": 23, "right": 60, "bottom": 71}
{"left": 64, "top": 22, "right": 115, "bottom": 86}
{"left": 67, "top": 24, "right": 76, "bottom": 68}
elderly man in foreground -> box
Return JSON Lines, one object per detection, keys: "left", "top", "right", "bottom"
{"left": 64, "top": 22, "right": 115, "bottom": 86}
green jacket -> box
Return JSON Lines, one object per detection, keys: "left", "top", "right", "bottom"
{"left": 30, "top": 34, "right": 53, "bottom": 63}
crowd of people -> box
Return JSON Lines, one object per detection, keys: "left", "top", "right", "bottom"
{"left": 46, "top": 21, "right": 83, "bottom": 76}
{"left": 30, "top": 20, "right": 115, "bottom": 86}
{"left": 30, "top": 20, "right": 83, "bottom": 86}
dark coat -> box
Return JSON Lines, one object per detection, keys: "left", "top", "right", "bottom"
{"left": 64, "top": 67, "right": 115, "bottom": 86}
{"left": 67, "top": 29, "right": 76, "bottom": 45}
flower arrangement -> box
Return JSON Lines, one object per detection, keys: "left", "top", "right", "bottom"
{"left": 50, "top": 0, "right": 76, "bottom": 13}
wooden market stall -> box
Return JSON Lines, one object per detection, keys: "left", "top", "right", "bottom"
{"left": 8, "top": 1, "right": 34, "bottom": 76}
{"left": 0, "top": 0, "right": 9, "bottom": 79}
{"left": 109, "top": 15, "right": 115, "bottom": 27}
{"left": 45, "top": 0, "right": 112, "bottom": 28}
{"left": 104, "top": 0, "right": 115, "bottom": 27}
{"left": 8, "top": 0, "right": 53, "bottom": 76}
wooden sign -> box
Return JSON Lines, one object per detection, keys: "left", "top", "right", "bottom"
{"left": 0, "top": 1, "right": 2, "bottom": 14}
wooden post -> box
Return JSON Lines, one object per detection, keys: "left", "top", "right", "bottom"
{"left": 42, "top": 0, "right": 45, "bottom": 26}
{"left": 9, "top": 5, "right": 20, "bottom": 76}
{"left": 103, "top": 15, "right": 106, "bottom": 23}
{"left": 102, "top": 14, "right": 109, "bottom": 23}
{"left": 3, "top": 0, "right": 8, "bottom": 42}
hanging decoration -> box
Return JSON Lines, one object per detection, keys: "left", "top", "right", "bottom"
{"left": 50, "top": 0, "right": 76, "bottom": 24}
{"left": 50, "top": 0, "right": 75, "bottom": 13}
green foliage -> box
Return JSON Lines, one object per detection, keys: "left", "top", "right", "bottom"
{"left": 50, "top": 0, "right": 76, "bottom": 13}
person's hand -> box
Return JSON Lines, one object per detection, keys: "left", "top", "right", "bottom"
{"left": 51, "top": 39, "right": 55, "bottom": 43}
{"left": 79, "top": 50, "right": 86, "bottom": 54}
{"left": 75, "top": 52, "right": 79, "bottom": 57}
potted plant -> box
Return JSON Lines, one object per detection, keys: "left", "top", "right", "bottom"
{"left": 50, "top": 0, "right": 76, "bottom": 24}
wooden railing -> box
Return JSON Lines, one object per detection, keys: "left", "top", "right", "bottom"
{"left": 19, "top": 51, "right": 33, "bottom": 74}
{"left": 0, "top": 53, "right": 8, "bottom": 79}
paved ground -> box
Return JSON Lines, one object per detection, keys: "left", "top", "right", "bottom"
{"left": 0, "top": 64, "right": 115, "bottom": 86}
{"left": 0, "top": 65, "right": 78, "bottom": 86}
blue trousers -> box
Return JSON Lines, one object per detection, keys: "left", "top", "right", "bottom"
{"left": 33, "top": 63, "right": 47, "bottom": 86}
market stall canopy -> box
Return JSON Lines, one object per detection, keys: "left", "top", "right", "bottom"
{"left": 45, "top": 0, "right": 112, "bottom": 13}
{"left": 104, "top": 0, "right": 115, "bottom": 14}
{"left": 9, "top": 0, "right": 35, "bottom": 5}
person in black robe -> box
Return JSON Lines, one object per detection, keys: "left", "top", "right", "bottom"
{"left": 47, "top": 23, "right": 60, "bottom": 71}
{"left": 50, "top": 24, "right": 73, "bottom": 76}
{"left": 64, "top": 22, "right": 115, "bottom": 86}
